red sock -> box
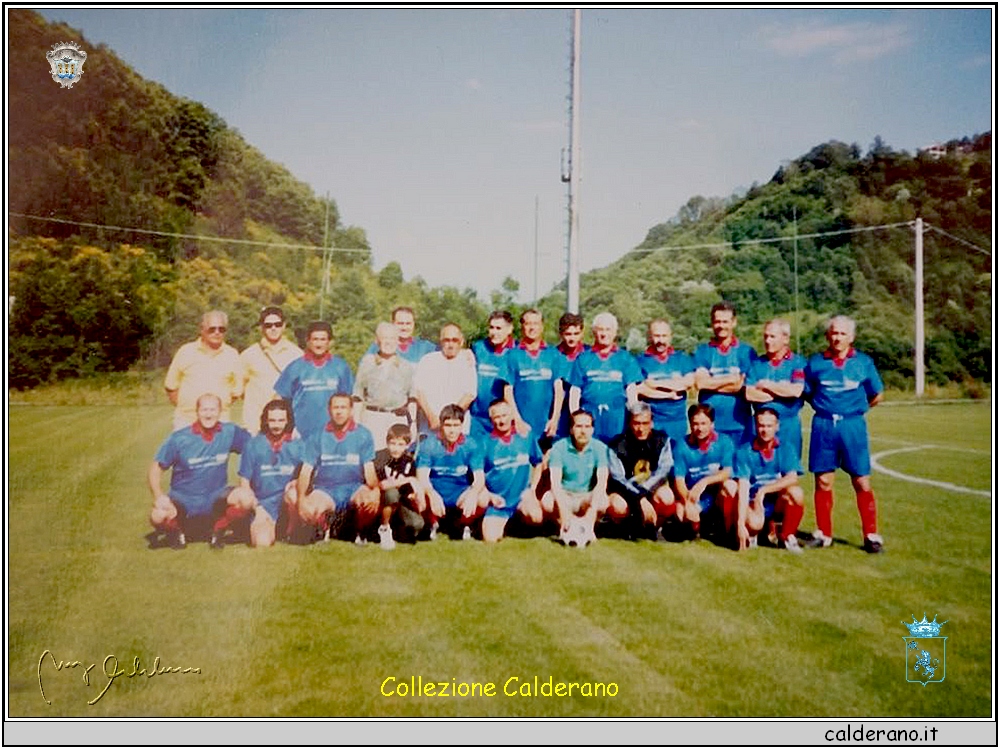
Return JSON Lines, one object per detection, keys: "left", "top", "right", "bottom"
{"left": 213, "top": 504, "right": 248, "bottom": 534}
{"left": 856, "top": 489, "right": 877, "bottom": 537}
{"left": 815, "top": 488, "right": 833, "bottom": 538}
{"left": 161, "top": 516, "right": 181, "bottom": 533}
{"left": 783, "top": 501, "right": 804, "bottom": 540}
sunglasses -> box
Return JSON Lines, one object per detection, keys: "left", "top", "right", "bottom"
{"left": 262, "top": 321, "right": 284, "bottom": 329}
{"left": 206, "top": 326, "right": 227, "bottom": 333}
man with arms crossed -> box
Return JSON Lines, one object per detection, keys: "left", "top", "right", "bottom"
{"left": 295, "top": 393, "right": 380, "bottom": 545}
{"left": 413, "top": 323, "right": 478, "bottom": 437}
{"left": 554, "top": 312, "right": 589, "bottom": 438}
{"left": 804, "top": 315, "right": 885, "bottom": 553}
{"left": 479, "top": 399, "right": 544, "bottom": 543}
{"left": 164, "top": 310, "right": 243, "bottom": 430}
{"left": 148, "top": 393, "right": 249, "bottom": 548}
{"left": 732, "top": 407, "right": 805, "bottom": 553}
{"left": 542, "top": 409, "right": 627, "bottom": 545}
{"left": 693, "top": 301, "right": 756, "bottom": 447}
{"left": 417, "top": 405, "right": 486, "bottom": 541}
{"left": 240, "top": 306, "right": 302, "bottom": 434}
{"left": 744, "top": 318, "right": 807, "bottom": 461}
{"left": 470, "top": 310, "right": 517, "bottom": 439}
{"left": 635, "top": 318, "right": 694, "bottom": 444}
{"left": 671, "top": 404, "right": 738, "bottom": 543}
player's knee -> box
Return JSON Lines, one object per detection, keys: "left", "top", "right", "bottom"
{"left": 251, "top": 516, "right": 276, "bottom": 548}
{"left": 852, "top": 475, "right": 872, "bottom": 493}
{"left": 481, "top": 517, "right": 506, "bottom": 543}
{"left": 787, "top": 485, "right": 805, "bottom": 505}
{"left": 229, "top": 486, "right": 256, "bottom": 511}
{"left": 815, "top": 472, "right": 835, "bottom": 492}
{"left": 722, "top": 479, "right": 738, "bottom": 498}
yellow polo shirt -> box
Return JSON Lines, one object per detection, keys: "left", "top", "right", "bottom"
{"left": 164, "top": 339, "right": 243, "bottom": 429}
{"left": 240, "top": 337, "right": 303, "bottom": 433}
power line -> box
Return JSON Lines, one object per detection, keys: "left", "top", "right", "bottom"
{"left": 924, "top": 223, "right": 992, "bottom": 256}
{"left": 7, "top": 212, "right": 371, "bottom": 255}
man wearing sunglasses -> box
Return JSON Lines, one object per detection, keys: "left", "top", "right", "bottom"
{"left": 164, "top": 310, "right": 243, "bottom": 430}
{"left": 240, "top": 306, "right": 303, "bottom": 434}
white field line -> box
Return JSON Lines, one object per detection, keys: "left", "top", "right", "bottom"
{"left": 871, "top": 446, "right": 992, "bottom": 497}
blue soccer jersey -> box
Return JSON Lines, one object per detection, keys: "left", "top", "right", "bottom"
{"left": 417, "top": 433, "right": 485, "bottom": 506}
{"left": 238, "top": 433, "right": 309, "bottom": 521}
{"left": 746, "top": 350, "right": 807, "bottom": 458}
{"left": 693, "top": 339, "right": 756, "bottom": 440}
{"left": 274, "top": 353, "right": 355, "bottom": 439}
{"left": 470, "top": 339, "right": 514, "bottom": 435}
{"left": 671, "top": 432, "right": 735, "bottom": 491}
{"left": 636, "top": 347, "right": 694, "bottom": 442}
{"left": 305, "top": 421, "right": 376, "bottom": 506}
{"left": 734, "top": 438, "right": 802, "bottom": 496}
{"left": 555, "top": 343, "right": 590, "bottom": 438}
{"left": 805, "top": 348, "right": 884, "bottom": 417}
{"left": 482, "top": 430, "right": 542, "bottom": 510}
{"left": 155, "top": 422, "right": 249, "bottom": 516}
{"left": 569, "top": 347, "right": 643, "bottom": 443}
{"left": 365, "top": 337, "right": 437, "bottom": 365}
{"left": 508, "top": 343, "right": 566, "bottom": 438}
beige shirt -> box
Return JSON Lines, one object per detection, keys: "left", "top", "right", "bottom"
{"left": 164, "top": 339, "right": 242, "bottom": 429}
{"left": 353, "top": 353, "right": 415, "bottom": 411}
{"left": 240, "top": 337, "right": 303, "bottom": 433}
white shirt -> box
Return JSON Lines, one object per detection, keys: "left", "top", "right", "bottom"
{"left": 413, "top": 351, "right": 477, "bottom": 431}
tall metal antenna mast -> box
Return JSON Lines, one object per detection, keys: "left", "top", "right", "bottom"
{"left": 564, "top": 9, "right": 582, "bottom": 313}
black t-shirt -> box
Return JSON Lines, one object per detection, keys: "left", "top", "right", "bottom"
{"left": 607, "top": 429, "right": 669, "bottom": 483}
{"left": 374, "top": 448, "right": 416, "bottom": 497}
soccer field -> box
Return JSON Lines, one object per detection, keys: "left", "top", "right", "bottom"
{"left": 6, "top": 401, "right": 993, "bottom": 717}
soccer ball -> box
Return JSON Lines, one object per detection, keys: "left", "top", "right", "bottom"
{"left": 560, "top": 516, "right": 595, "bottom": 548}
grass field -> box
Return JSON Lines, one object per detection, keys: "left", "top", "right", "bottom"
{"left": 6, "top": 400, "right": 993, "bottom": 717}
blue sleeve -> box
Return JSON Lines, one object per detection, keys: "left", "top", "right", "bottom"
{"left": 469, "top": 438, "right": 486, "bottom": 473}
{"left": 360, "top": 429, "right": 376, "bottom": 465}
{"left": 803, "top": 356, "right": 818, "bottom": 402}
{"left": 273, "top": 361, "right": 296, "bottom": 399}
{"left": 416, "top": 440, "right": 433, "bottom": 469}
{"left": 624, "top": 353, "right": 643, "bottom": 385}
{"left": 498, "top": 354, "right": 512, "bottom": 387}
{"left": 733, "top": 446, "right": 751, "bottom": 480}
{"left": 740, "top": 345, "right": 757, "bottom": 374}
{"left": 155, "top": 435, "right": 177, "bottom": 469}
{"left": 671, "top": 439, "right": 687, "bottom": 479}
{"left": 779, "top": 442, "right": 803, "bottom": 476}
{"left": 237, "top": 442, "right": 255, "bottom": 481}
{"left": 569, "top": 356, "right": 584, "bottom": 388}
{"left": 721, "top": 436, "right": 735, "bottom": 469}
{"left": 693, "top": 345, "right": 709, "bottom": 371}
{"left": 864, "top": 355, "right": 884, "bottom": 398}
{"left": 529, "top": 436, "right": 543, "bottom": 466}
{"left": 232, "top": 426, "right": 250, "bottom": 454}
{"left": 303, "top": 435, "right": 321, "bottom": 468}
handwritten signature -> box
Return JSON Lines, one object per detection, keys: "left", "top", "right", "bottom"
{"left": 38, "top": 650, "right": 201, "bottom": 706}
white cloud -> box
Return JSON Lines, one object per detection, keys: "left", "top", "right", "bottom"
{"left": 758, "top": 20, "right": 912, "bottom": 64}
{"left": 465, "top": 77, "right": 483, "bottom": 90}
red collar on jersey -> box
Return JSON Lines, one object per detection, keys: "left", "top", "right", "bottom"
{"left": 487, "top": 337, "right": 515, "bottom": 354}
{"left": 645, "top": 346, "right": 675, "bottom": 362}
{"left": 558, "top": 342, "right": 585, "bottom": 361}
{"left": 593, "top": 344, "right": 618, "bottom": 360}
{"left": 823, "top": 347, "right": 856, "bottom": 367}
{"left": 709, "top": 337, "right": 739, "bottom": 354}
{"left": 266, "top": 432, "right": 294, "bottom": 452}
{"left": 441, "top": 433, "right": 466, "bottom": 454}
{"left": 519, "top": 339, "right": 546, "bottom": 355}
{"left": 191, "top": 421, "right": 222, "bottom": 442}
{"left": 304, "top": 350, "right": 332, "bottom": 366}
{"left": 767, "top": 348, "right": 793, "bottom": 366}
{"left": 688, "top": 430, "right": 719, "bottom": 453}
{"left": 490, "top": 427, "right": 515, "bottom": 444}
{"left": 326, "top": 419, "right": 358, "bottom": 439}
{"left": 753, "top": 436, "right": 780, "bottom": 461}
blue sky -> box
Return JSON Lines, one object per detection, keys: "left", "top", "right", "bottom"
{"left": 35, "top": 7, "right": 994, "bottom": 301}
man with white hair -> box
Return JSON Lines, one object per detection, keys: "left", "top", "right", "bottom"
{"left": 164, "top": 310, "right": 243, "bottom": 430}
{"left": 353, "top": 321, "right": 417, "bottom": 449}
{"left": 804, "top": 315, "right": 885, "bottom": 553}
{"left": 744, "top": 318, "right": 807, "bottom": 460}
{"left": 413, "top": 323, "right": 478, "bottom": 437}
{"left": 568, "top": 312, "right": 642, "bottom": 443}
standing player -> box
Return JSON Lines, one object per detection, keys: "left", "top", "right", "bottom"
{"left": 804, "top": 315, "right": 885, "bottom": 553}
{"left": 693, "top": 302, "right": 756, "bottom": 447}
{"left": 732, "top": 407, "right": 805, "bottom": 553}
{"left": 470, "top": 311, "right": 517, "bottom": 439}
{"left": 568, "top": 312, "right": 643, "bottom": 444}
{"left": 353, "top": 322, "right": 417, "bottom": 449}
{"left": 240, "top": 306, "right": 303, "bottom": 434}
{"left": 479, "top": 399, "right": 545, "bottom": 543}
{"left": 364, "top": 306, "right": 437, "bottom": 364}
{"left": 635, "top": 318, "right": 694, "bottom": 444}
{"left": 224, "top": 398, "right": 308, "bottom": 548}
{"left": 164, "top": 311, "right": 243, "bottom": 430}
{"left": 507, "top": 309, "right": 565, "bottom": 451}
{"left": 412, "top": 323, "right": 478, "bottom": 437}
{"left": 607, "top": 403, "right": 678, "bottom": 539}
{"left": 542, "top": 409, "right": 627, "bottom": 545}
{"left": 416, "top": 405, "right": 486, "bottom": 541}
{"left": 147, "top": 393, "right": 249, "bottom": 548}
{"left": 274, "top": 321, "right": 354, "bottom": 439}
{"left": 744, "top": 319, "right": 807, "bottom": 460}
{"left": 670, "top": 404, "right": 738, "bottom": 542}
{"left": 554, "top": 312, "right": 589, "bottom": 438}
{"left": 295, "top": 393, "right": 380, "bottom": 544}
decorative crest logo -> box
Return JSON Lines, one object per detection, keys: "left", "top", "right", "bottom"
{"left": 46, "top": 41, "right": 87, "bottom": 89}
{"left": 901, "top": 614, "right": 947, "bottom": 686}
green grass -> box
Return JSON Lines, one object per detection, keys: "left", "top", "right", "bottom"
{"left": 7, "top": 401, "right": 992, "bottom": 717}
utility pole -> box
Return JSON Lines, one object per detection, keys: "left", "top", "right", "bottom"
{"left": 565, "top": 8, "right": 582, "bottom": 313}
{"left": 533, "top": 195, "right": 540, "bottom": 304}
{"left": 793, "top": 206, "right": 800, "bottom": 353}
{"left": 320, "top": 192, "right": 331, "bottom": 320}
{"left": 914, "top": 217, "right": 925, "bottom": 397}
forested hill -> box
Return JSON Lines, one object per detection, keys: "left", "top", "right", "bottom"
{"left": 535, "top": 136, "right": 991, "bottom": 387}
{"left": 7, "top": 10, "right": 487, "bottom": 388}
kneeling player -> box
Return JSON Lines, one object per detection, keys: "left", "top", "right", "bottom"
{"left": 223, "top": 398, "right": 306, "bottom": 548}
{"left": 732, "top": 407, "right": 805, "bottom": 553}
{"left": 295, "top": 393, "right": 381, "bottom": 544}
{"left": 670, "top": 403, "right": 737, "bottom": 542}
{"left": 373, "top": 424, "right": 426, "bottom": 549}
{"left": 417, "top": 405, "right": 485, "bottom": 540}
{"left": 480, "top": 399, "right": 544, "bottom": 543}
{"left": 147, "top": 393, "right": 249, "bottom": 548}
{"left": 542, "top": 409, "right": 627, "bottom": 545}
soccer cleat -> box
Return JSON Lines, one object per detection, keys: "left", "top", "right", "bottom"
{"left": 784, "top": 535, "right": 803, "bottom": 554}
{"left": 863, "top": 533, "right": 885, "bottom": 554}
{"left": 461, "top": 526, "right": 472, "bottom": 541}
{"left": 168, "top": 531, "right": 186, "bottom": 550}
{"left": 805, "top": 530, "right": 833, "bottom": 548}
{"left": 209, "top": 532, "right": 225, "bottom": 551}
{"left": 354, "top": 534, "right": 367, "bottom": 547}
{"left": 378, "top": 524, "right": 396, "bottom": 551}
{"left": 429, "top": 521, "right": 439, "bottom": 541}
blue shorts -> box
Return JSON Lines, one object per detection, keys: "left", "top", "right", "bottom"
{"left": 654, "top": 415, "right": 688, "bottom": 445}
{"left": 172, "top": 486, "right": 234, "bottom": 518}
{"left": 757, "top": 491, "right": 781, "bottom": 520}
{"left": 257, "top": 491, "right": 284, "bottom": 522}
{"left": 695, "top": 485, "right": 723, "bottom": 515}
{"left": 719, "top": 427, "right": 750, "bottom": 450}
{"left": 484, "top": 497, "right": 522, "bottom": 520}
{"left": 586, "top": 402, "right": 627, "bottom": 444}
{"left": 808, "top": 414, "right": 871, "bottom": 476}
{"left": 777, "top": 416, "right": 803, "bottom": 463}
{"left": 316, "top": 484, "right": 362, "bottom": 509}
